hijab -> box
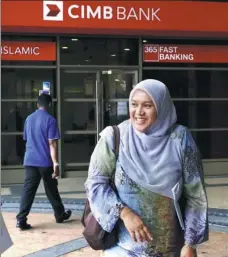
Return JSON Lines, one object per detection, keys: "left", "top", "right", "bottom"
{"left": 102, "top": 79, "right": 183, "bottom": 199}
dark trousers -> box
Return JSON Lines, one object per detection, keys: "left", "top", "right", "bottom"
{"left": 16, "top": 166, "right": 65, "bottom": 222}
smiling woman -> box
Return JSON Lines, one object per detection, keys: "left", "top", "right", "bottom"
{"left": 84, "top": 79, "right": 208, "bottom": 257}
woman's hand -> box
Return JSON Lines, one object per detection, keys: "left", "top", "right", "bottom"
{"left": 120, "top": 207, "right": 153, "bottom": 243}
{"left": 180, "top": 245, "right": 196, "bottom": 257}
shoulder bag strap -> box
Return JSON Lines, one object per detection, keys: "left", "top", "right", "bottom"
{"left": 111, "top": 126, "right": 120, "bottom": 191}
{"left": 112, "top": 125, "right": 120, "bottom": 158}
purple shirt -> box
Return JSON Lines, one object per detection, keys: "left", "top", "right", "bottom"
{"left": 23, "top": 109, "right": 60, "bottom": 167}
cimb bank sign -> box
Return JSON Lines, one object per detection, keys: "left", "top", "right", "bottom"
{"left": 43, "top": 1, "right": 161, "bottom": 22}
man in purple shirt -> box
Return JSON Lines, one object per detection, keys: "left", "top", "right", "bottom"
{"left": 16, "top": 94, "right": 71, "bottom": 230}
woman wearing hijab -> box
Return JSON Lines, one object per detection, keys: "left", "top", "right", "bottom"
{"left": 85, "top": 79, "right": 208, "bottom": 257}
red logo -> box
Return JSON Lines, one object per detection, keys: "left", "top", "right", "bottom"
{"left": 43, "top": 1, "right": 63, "bottom": 21}
{"left": 46, "top": 4, "right": 61, "bottom": 17}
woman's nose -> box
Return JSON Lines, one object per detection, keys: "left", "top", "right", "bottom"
{"left": 136, "top": 106, "right": 144, "bottom": 115}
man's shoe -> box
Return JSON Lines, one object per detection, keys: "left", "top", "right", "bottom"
{"left": 16, "top": 221, "right": 32, "bottom": 230}
{"left": 56, "top": 210, "right": 72, "bottom": 223}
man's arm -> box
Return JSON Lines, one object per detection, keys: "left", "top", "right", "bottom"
{"left": 49, "top": 139, "right": 58, "bottom": 164}
{"left": 48, "top": 118, "right": 60, "bottom": 178}
{"left": 49, "top": 139, "right": 59, "bottom": 178}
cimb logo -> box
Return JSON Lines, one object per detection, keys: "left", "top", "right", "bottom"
{"left": 43, "top": 1, "right": 63, "bottom": 21}
{"left": 42, "top": 1, "right": 161, "bottom": 22}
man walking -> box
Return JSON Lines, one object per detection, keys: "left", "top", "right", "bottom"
{"left": 16, "top": 94, "right": 71, "bottom": 230}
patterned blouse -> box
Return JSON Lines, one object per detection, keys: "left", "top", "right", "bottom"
{"left": 85, "top": 125, "right": 208, "bottom": 257}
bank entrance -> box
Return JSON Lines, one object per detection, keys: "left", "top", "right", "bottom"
{"left": 2, "top": 35, "right": 228, "bottom": 184}
{"left": 61, "top": 69, "right": 138, "bottom": 178}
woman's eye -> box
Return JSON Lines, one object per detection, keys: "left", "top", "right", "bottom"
{"left": 131, "top": 103, "right": 137, "bottom": 107}
{"left": 145, "top": 105, "right": 152, "bottom": 108}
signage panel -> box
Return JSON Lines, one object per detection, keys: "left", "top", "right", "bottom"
{"left": 1, "top": 41, "right": 56, "bottom": 61}
{"left": 2, "top": 1, "right": 228, "bottom": 37}
{"left": 143, "top": 44, "right": 228, "bottom": 63}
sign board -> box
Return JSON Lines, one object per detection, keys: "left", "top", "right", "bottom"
{"left": 1, "top": 41, "right": 56, "bottom": 61}
{"left": 2, "top": 1, "right": 228, "bottom": 37}
{"left": 43, "top": 81, "right": 51, "bottom": 91}
{"left": 143, "top": 44, "right": 228, "bottom": 63}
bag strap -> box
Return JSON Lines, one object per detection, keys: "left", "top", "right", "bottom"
{"left": 111, "top": 126, "right": 120, "bottom": 189}
{"left": 112, "top": 125, "right": 120, "bottom": 158}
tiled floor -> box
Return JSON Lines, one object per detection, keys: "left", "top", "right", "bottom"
{"left": 2, "top": 212, "right": 228, "bottom": 257}
{"left": 1, "top": 212, "right": 84, "bottom": 257}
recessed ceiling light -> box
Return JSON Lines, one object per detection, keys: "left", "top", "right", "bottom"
{"left": 71, "top": 38, "right": 78, "bottom": 41}
{"left": 111, "top": 54, "right": 116, "bottom": 57}
{"left": 85, "top": 59, "right": 90, "bottom": 62}
{"left": 62, "top": 46, "right": 68, "bottom": 49}
{"left": 124, "top": 48, "right": 130, "bottom": 51}
{"left": 115, "top": 79, "right": 120, "bottom": 82}
{"left": 102, "top": 70, "right": 112, "bottom": 74}
{"left": 143, "top": 40, "right": 147, "bottom": 43}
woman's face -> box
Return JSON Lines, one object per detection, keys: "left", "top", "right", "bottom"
{"left": 130, "top": 89, "right": 157, "bottom": 132}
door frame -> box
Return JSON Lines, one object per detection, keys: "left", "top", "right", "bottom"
{"left": 63, "top": 68, "right": 139, "bottom": 143}
{"left": 96, "top": 69, "right": 138, "bottom": 142}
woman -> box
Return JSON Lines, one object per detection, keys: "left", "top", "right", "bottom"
{"left": 85, "top": 79, "right": 208, "bottom": 257}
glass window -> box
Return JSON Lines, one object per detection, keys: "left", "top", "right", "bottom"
{"left": 61, "top": 70, "right": 96, "bottom": 98}
{"left": 63, "top": 134, "right": 96, "bottom": 163}
{"left": 195, "top": 70, "right": 228, "bottom": 98}
{"left": 1, "top": 135, "right": 25, "bottom": 165}
{"left": 1, "top": 102, "right": 57, "bottom": 132}
{"left": 102, "top": 71, "right": 137, "bottom": 99}
{"left": 60, "top": 37, "right": 138, "bottom": 65}
{"left": 63, "top": 102, "right": 96, "bottom": 131}
{"left": 143, "top": 70, "right": 228, "bottom": 98}
{"left": 104, "top": 102, "right": 129, "bottom": 127}
{"left": 2, "top": 102, "right": 35, "bottom": 132}
{"left": 1, "top": 69, "right": 56, "bottom": 99}
{"left": 174, "top": 101, "right": 228, "bottom": 129}
{"left": 192, "top": 131, "right": 228, "bottom": 159}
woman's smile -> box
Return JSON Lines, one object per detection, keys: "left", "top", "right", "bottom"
{"left": 130, "top": 89, "right": 157, "bottom": 132}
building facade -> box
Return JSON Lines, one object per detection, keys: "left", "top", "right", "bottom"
{"left": 2, "top": 0, "right": 228, "bottom": 184}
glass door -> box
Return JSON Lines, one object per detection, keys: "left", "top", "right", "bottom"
{"left": 61, "top": 69, "right": 99, "bottom": 170}
{"left": 97, "top": 70, "right": 138, "bottom": 134}
{"left": 60, "top": 69, "right": 137, "bottom": 175}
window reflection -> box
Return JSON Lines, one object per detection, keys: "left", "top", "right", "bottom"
{"left": 104, "top": 102, "right": 129, "bottom": 127}
{"left": 63, "top": 102, "right": 96, "bottom": 131}
{"left": 1, "top": 135, "right": 25, "bottom": 165}
{"left": 143, "top": 70, "right": 228, "bottom": 98}
{"left": 2, "top": 102, "right": 36, "bottom": 132}
{"left": 2, "top": 102, "right": 57, "bottom": 132}
{"left": 102, "top": 72, "right": 136, "bottom": 99}
{"left": 192, "top": 131, "right": 228, "bottom": 159}
{"left": 60, "top": 37, "right": 138, "bottom": 65}
{"left": 2, "top": 69, "right": 56, "bottom": 99}
{"left": 174, "top": 101, "right": 228, "bottom": 129}
{"left": 63, "top": 135, "right": 96, "bottom": 163}
{"left": 61, "top": 71, "right": 96, "bottom": 98}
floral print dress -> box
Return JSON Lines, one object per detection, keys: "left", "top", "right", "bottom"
{"left": 85, "top": 125, "right": 208, "bottom": 257}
